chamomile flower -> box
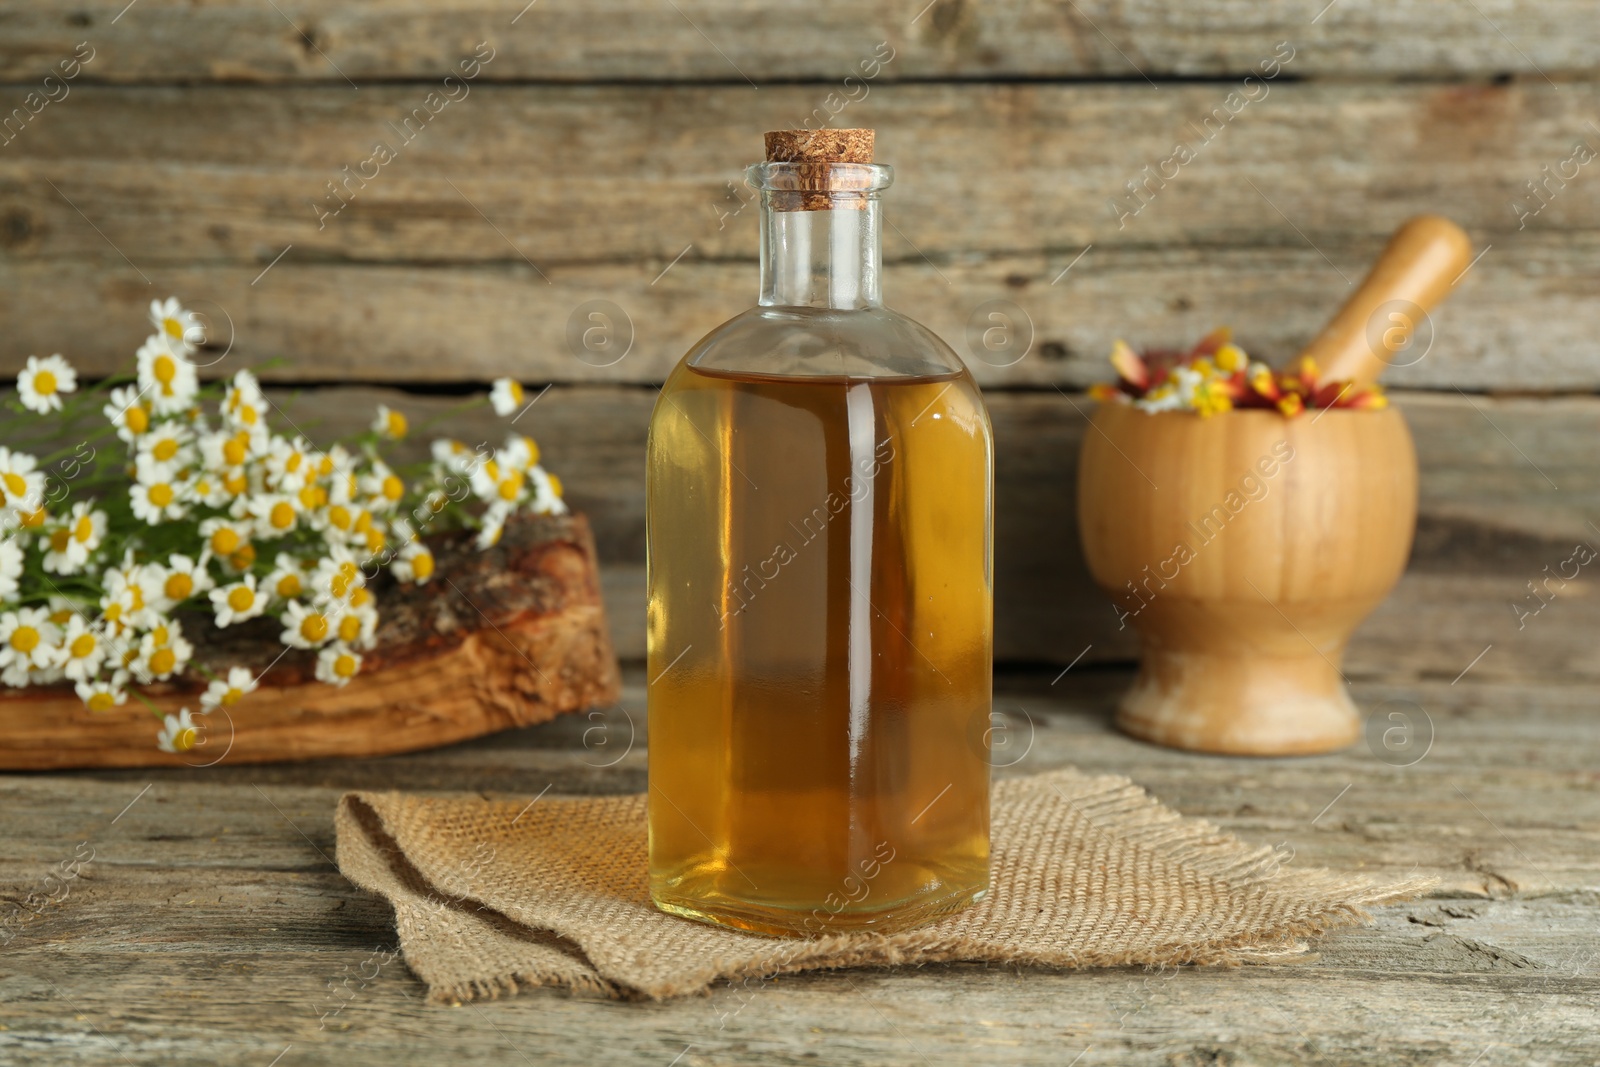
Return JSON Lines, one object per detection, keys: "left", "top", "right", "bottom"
{"left": 391, "top": 537, "right": 436, "bottom": 584}
{"left": 489, "top": 378, "right": 525, "bottom": 417}
{"left": 220, "top": 370, "right": 268, "bottom": 435}
{"left": 501, "top": 433, "right": 540, "bottom": 471}
{"left": 17, "top": 354, "right": 77, "bottom": 414}
{"left": 59, "top": 616, "right": 108, "bottom": 683}
{"left": 249, "top": 492, "right": 302, "bottom": 539}
{"left": 332, "top": 598, "right": 378, "bottom": 649}
{"left": 490, "top": 467, "right": 527, "bottom": 507}
{"left": 0, "top": 448, "right": 46, "bottom": 519}
{"left": 133, "top": 619, "right": 193, "bottom": 683}
{"left": 264, "top": 553, "right": 308, "bottom": 602}
{"left": 156, "top": 708, "right": 201, "bottom": 753}
{"left": 529, "top": 466, "right": 568, "bottom": 515}
{"left": 199, "top": 516, "right": 252, "bottom": 562}
{"left": 0, "top": 607, "right": 63, "bottom": 679}
{"left": 431, "top": 438, "right": 477, "bottom": 474}
{"left": 42, "top": 502, "right": 107, "bottom": 574}
{"left": 280, "top": 600, "right": 334, "bottom": 649}
{"left": 372, "top": 404, "right": 408, "bottom": 440}
{"left": 263, "top": 436, "right": 315, "bottom": 493}
{"left": 199, "top": 428, "right": 255, "bottom": 472}
{"left": 103, "top": 385, "right": 154, "bottom": 444}
{"left": 149, "top": 297, "right": 206, "bottom": 354}
{"left": 476, "top": 501, "right": 513, "bottom": 549}
{"left": 189, "top": 469, "right": 232, "bottom": 509}
{"left": 136, "top": 334, "right": 199, "bottom": 415}
{"left": 200, "top": 666, "right": 257, "bottom": 711}
{"left": 311, "top": 548, "right": 366, "bottom": 601}
{"left": 76, "top": 671, "right": 129, "bottom": 713}
{"left": 129, "top": 461, "right": 190, "bottom": 524}
{"left": 315, "top": 643, "right": 362, "bottom": 687}
{"left": 209, "top": 574, "right": 266, "bottom": 628}
{"left": 0, "top": 539, "right": 23, "bottom": 600}
{"left": 149, "top": 553, "right": 213, "bottom": 609}
{"left": 359, "top": 460, "right": 406, "bottom": 512}
{"left": 135, "top": 421, "right": 195, "bottom": 474}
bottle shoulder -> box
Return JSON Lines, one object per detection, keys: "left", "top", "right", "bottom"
{"left": 680, "top": 305, "right": 970, "bottom": 381}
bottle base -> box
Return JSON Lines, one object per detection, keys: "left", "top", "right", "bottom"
{"left": 650, "top": 878, "right": 987, "bottom": 939}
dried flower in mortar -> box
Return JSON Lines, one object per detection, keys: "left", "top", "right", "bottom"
{"left": 1088, "top": 327, "right": 1388, "bottom": 418}
{"left": 1, "top": 298, "right": 567, "bottom": 752}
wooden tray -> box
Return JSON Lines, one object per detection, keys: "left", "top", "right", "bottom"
{"left": 0, "top": 513, "right": 621, "bottom": 769}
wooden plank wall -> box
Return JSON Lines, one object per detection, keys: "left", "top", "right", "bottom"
{"left": 1, "top": 1, "right": 1595, "bottom": 673}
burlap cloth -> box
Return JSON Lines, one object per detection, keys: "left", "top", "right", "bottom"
{"left": 334, "top": 768, "right": 1434, "bottom": 1003}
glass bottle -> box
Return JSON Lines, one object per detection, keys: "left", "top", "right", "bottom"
{"left": 646, "top": 129, "right": 992, "bottom": 937}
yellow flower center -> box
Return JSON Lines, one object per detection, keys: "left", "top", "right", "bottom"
{"left": 150, "top": 624, "right": 169, "bottom": 647}
{"left": 547, "top": 473, "right": 563, "bottom": 498}
{"left": 163, "top": 316, "right": 185, "bottom": 341}
{"left": 411, "top": 552, "right": 435, "bottom": 580}
{"left": 353, "top": 510, "right": 372, "bottom": 534}
{"left": 73, "top": 515, "right": 95, "bottom": 543}
{"left": 153, "top": 353, "right": 176, "bottom": 386}
{"left": 87, "top": 690, "right": 115, "bottom": 712}
{"left": 9, "top": 626, "right": 40, "bottom": 653}
{"left": 51, "top": 609, "right": 72, "bottom": 625}
{"left": 338, "top": 615, "right": 362, "bottom": 643}
{"left": 173, "top": 726, "right": 197, "bottom": 752}
{"left": 319, "top": 455, "right": 334, "bottom": 476}
{"left": 70, "top": 633, "right": 96, "bottom": 658}
{"left": 497, "top": 473, "right": 523, "bottom": 502}
{"left": 221, "top": 686, "right": 243, "bottom": 706}
{"left": 300, "top": 614, "right": 329, "bottom": 642}
{"left": 125, "top": 407, "right": 150, "bottom": 434}
{"left": 148, "top": 483, "right": 175, "bottom": 508}
{"left": 270, "top": 501, "right": 295, "bottom": 530}
{"left": 386, "top": 411, "right": 408, "bottom": 438}
{"left": 483, "top": 459, "right": 500, "bottom": 483}
{"left": 285, "top": 453, "right": 303, "bottom": 474}
{"left": 153, "top": 438, "right": 180, "bottom": 462}
{"left": 334, "top": 654, "right": 358, "bottom": 678}
{"left": 210, "top": 528, "right": 241, "bottom": 555}
{"left": 223, "top": 437, "right": 248, "bottom": 466}
{"left": 349, "top": 587, "right": 373, "bottom": 608}
{"left": 229, "top": 545, "right": 256, "bottom": 570}
{"left": 148, "top": 647, "right": 176, "bottom": 675}
{"left": 298, "top": 486, "right": 320, "bottom": 510}
{"left": 2, "top": 472, "right": 27, "bottom": 498}
{"left": 128, "top": 586, "right": 146, "bottom": 611}
{"left": 365, "top": 528, "right": 384, "bottom": 552}
{"left": 276, "top": 574, "right": 302, "bottom": 598}
{"left": 34, "top": 370, "right": 57, "bottom": 395}
{"left": 330, "top": 573, "right": 351, "bottom": 599}
{"left": 508, "top": 381, "right": 525, "bottom": 404}
{"left": 165, "top": 573, "right": 193, "bottom": 600}
{"left": 227, "top": 586, "right": 255, "bottom": 612}
{"left": 103, "top": 602, "right": 123, "bottom": 623}
{"left": 20, "top": 507, "right": 46, "bottom": 528}
{"left": 240, "top": 404, "right": 259, "bottom": 426}
{"left": 328, "top": 505, "right": 351, "bottom": 531}
{"left": 382, "top": 474, "right": 404, "bottom": 501}
{"left": 50, "top": 529, "right": 71, "bottom": 553}
{"left": 224, "top": 470, "right": 248, "bottom": 496}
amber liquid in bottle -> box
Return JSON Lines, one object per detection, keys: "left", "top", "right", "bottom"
{"left": 647, "top": 133, "right": 992, "bottom": 936}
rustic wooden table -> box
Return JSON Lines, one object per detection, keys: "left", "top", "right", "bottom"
{"left": 3, "top": 665, "right": 1595, "bottom": 1066}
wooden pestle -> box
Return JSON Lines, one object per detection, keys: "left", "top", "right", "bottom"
{"left": 1296, "top": 215, "right": 1473, "bottom": 389}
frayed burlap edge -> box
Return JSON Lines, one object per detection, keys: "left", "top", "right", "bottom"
{"left": 335, "top": 769, "right": 1437, "bottom": 1003}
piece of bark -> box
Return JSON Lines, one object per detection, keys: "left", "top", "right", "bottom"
{"left": 0, "top": 513, "right": 621, "bottom": 770}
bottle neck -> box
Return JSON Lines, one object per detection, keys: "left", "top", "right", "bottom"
{"left": 759, "top": 199, "right": 883, "bottom": 310}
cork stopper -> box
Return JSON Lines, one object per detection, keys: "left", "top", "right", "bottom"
{"left": 764, "top": 129, "right": 875, "bottom": 165}
{"left": 763, "top": 129, "right": 877, "bottom": 211}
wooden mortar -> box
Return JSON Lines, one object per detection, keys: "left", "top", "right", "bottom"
{"left": 1078, "top": 216, "right": 1470, "bottom": 755}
